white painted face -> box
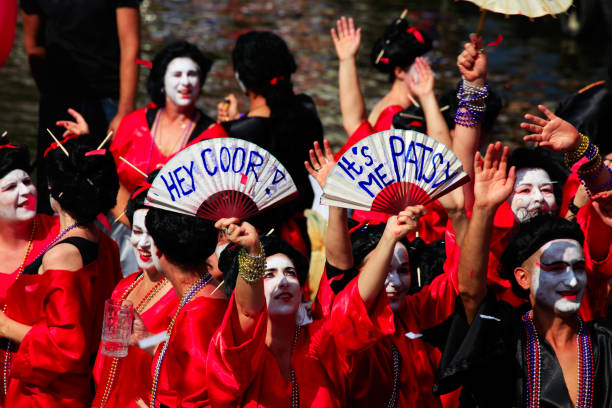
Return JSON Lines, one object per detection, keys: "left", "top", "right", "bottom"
{"left": 130, "top": 209, "right": 157, "bottom": 272}
{"left": 164, "top": 57, "right": 201, "bottom": 107}
{"left": 531, "top": 239, "right": 586, "bottom": 315}
{"left": 508, "top": 168, "right": 557, "bottom": 223}
{"left": 0, "top": 169, "right": 37, "bottom": 222}
{"left": 385, "top": 242, "right": 411, "bottom": 312}
{"left": 263, "top": 253, "right": 301, "bottom": 318}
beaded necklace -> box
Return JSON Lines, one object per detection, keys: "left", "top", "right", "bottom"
{"left": 94, "top": 272, "right": 168, "bottom": 407}
{"left": 522, "top": 310, "right": 594, "bottom": 408}
{"left": 387, "top": 342, "right": 401, "bottom": 408}
{"left": 2, "top": 220, "right": 79, "bottom": 395}
{"left": 149, "top": 273, "right": 212, "bottom": 408}
{"left": 146, "top": 109, "right": 195, "bottom": 174}
{"left": 1, "top": 219, "right": 36, "bottom": 313}
{"left": 289, "top": 324, "right": 301, "bottom": 408}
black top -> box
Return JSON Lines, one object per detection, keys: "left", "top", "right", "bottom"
{"left": 429, "top": 291, "right": 612, "bottom": 407}
{"left": 221, "top": 94, "right": 323, "bottom": 229}
{"left": 23, "top": 237, "right": 99, "bottom": 276}
{"left": 145, "top": 107, "right": 215, "bottom": 143}
{"left": 20, "top": 0, "right": 140, "bottom": 98}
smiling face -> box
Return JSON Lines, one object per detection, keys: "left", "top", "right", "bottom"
{"left": 529, "top": 239, "right": 586, "bottom": 316}
{"left": 263, "top": 253, "right": 301, "bottom": 318}
{"left": 0, "top": 169, "right": 37, "bottom": 223}
{"left": 163, "top": 57, "right": 201, "bottom": 107}
{"left": 130, "top": 209, "right": 156, "bottom": 272}
{"left": 508, "top": 168, "right": 557, "bottom": 223}
{"left": 386, "top": 242, "right": 411, "bottom": 312}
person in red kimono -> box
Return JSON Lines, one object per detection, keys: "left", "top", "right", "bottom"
{"left": 106, "top": 40, "right": 225, "bottom": 274}
{"left": 91, "top": 175, "right": 178, "bottom": 408}
{"left": 0, "top": 138, "right": 122, "bottom": 407}
{"left": 209, "top": 205, "right": 424, "bottom": 408}
{"left": 129, "top": 207, "right": 226, "bottom": 408}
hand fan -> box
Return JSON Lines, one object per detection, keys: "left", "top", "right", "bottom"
{"left": 321, "top": 129, "right": 469, "bottom": 214}
{"left": 145, "top": 138, "right": 298, "bottom": 220}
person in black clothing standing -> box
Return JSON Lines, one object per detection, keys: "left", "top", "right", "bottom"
{"left": 21, "top": 0, "right": 140, "bottom": 213}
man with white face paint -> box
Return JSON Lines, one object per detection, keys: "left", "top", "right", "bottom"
{"left": 433, "top": 145, "right": 612, "bottom": 407}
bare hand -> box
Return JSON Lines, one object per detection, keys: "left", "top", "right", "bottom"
{"left": 129, "top": 311, "right": 152, "bottom": 347}
{"left": 593, "top": 190, "right": 612, "bottom": 228}
{"left": 56, "top": 108, "right": 90, "bottom": 138}
{"left": 520, "top": 105, "right": 581, "bottom": 152}
{"left": 383, "top": 205, "right": 427, "bottom": 242}
{"left": 457, "top": 34, "right": 487, "bottom": 87}
{"left": 217, "top": 94, "right": 240, "bottom": 123}
{"left": 331, "top": 16, "right": 361, "bottom": 62}
{"left": 214, "top": 218, "right": 260, "bottom": 255}
{"left": 473, "top": 142, "right": 516, "bottom": 209}
{"left": 408, "top": 57, "right": 435, "bottom": 98}
{"left": 304, "top": 140, "right": 336, "bottom": 188}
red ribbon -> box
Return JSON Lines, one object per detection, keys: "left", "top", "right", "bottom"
{"left": 406, "top": 27, "right": 425, "bottom": 44}
{"left": 0, "top": 143, "right": 18, "bottom": 151}
{"left": 85, "top": 149, "right": 107, "bottom": 157}
{"left": 487, "top": 34, "right": 503, "bottom": 47}
{"left": 43, "top": 133, "right": 79, "bottom": 158}
{"left": 269, "top": 76, "right": 285, "bottom": 85}
{"left": 136, "top": 58, "right": 153, "bottom": 69}
{"left": 379, "top": 57, "right": 390, "bottom": 64}
{"left": 131, "top": 182, "right": 153, "bottom": 200}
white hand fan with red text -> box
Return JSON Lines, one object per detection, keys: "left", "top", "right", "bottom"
{"left": 321, "top": 129, "right": 469, "bottom": 213}
{"left": 145, "top": 138, "right": 298, "bottom": 220}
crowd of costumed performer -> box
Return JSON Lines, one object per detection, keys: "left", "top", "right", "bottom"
{"left": 207, "top": 204, "right": 425, "bottom": 407}
{"left": 128, "top": 206, "right": 226, "bottom": 407}
{"left": 0, "top": 137, "right": 122, "bottom": 407}
{"left": 303, "top": 139, "right": 466, "bottom": 407}
{"left": 433, "top": 145, "right": 612, "bottom": 407}
{"left": 216, "top": 31, "right": 323, "bottom": 256}
{"left": 91, "top": 172, "right": 178, "bottom": 408}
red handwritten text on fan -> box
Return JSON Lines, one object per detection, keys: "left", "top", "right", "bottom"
{"left": 321, "top": 130, "right": 469, "bottom": 214}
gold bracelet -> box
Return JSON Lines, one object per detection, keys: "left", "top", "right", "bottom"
{"left": 238, "top": 243, "right": 266, "bottom": 283}
{"left": 564, "top": 133, "right": 589, "bottom": 168}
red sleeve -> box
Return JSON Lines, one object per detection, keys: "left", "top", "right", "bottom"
{"left": 10, "top": 270, "right": 92, "bottom": 386}
{"left": 373, "top": 105, "right": 403, "bottom": 132}
{"left": 110, "top": 108, "right": 150, "bottom": 192}
{"left": 404, "top": 267, "right": 458, "bottom": 330}
{"left": 207, "top": 295, "right": 268, "bottom": 408}
{"left": 328, "top": 278, "right": 395, "bottom": 355}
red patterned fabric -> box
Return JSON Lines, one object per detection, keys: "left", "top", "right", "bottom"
{"left": 91, "top": 273, "right": 178, "bottom": 408}
{"left": 152, "top": 295, "right": 227, "bottom": 408}
{"left": 2, "top": 233, "right": 121, "bottom": 407}
{"left": 207, "top": 279, "right": 395, "bottom": 407}
{"left": 110, "top": 108, "right": 226, "bottom": 193}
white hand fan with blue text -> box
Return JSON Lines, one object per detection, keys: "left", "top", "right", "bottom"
{"left": 321, "top": 130, "right": 469, "bottom": 213}
{"left": 145, "top": 138, "right": 298, "bottom": 220}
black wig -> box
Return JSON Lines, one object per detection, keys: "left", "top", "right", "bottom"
{"left": 147, "top": 40, "right": 212, "bottom": 107}
{"left": 45, "top": 139, "right": 119, "bottom": 224}
{"left": 218, "top": 234, "right": 309, "bottom": 298}
{"left": 500, "top": 215, "right": 584, "bottom": 299}
{"left": 0, "top": 139, "right": 30, "bottom": 179}
{"left": 125, "top": 170, "right": 160, "bottom": 227}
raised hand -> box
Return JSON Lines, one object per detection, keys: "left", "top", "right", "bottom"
{"left": 457, "top": 33, "right": 487, "bottom": 87}
{"left": 473, "top": 142, "right": 516, "bottom": 209}
{"left": 56, "top": 108, "right": 90, "bottom": 138}
{"left": 520, "top": 104, "right": 581, "bottom": 152}
{"left": 593, "top": 190, "right": 612, "bottom": 228}
{"left": 331, "top": 16, "right": 361, "bottom": 62}
{"left": 217, "top": 94, "right": 240, "bottom": 123}
{"left": 408, "top": 57, "right": 435, "bottom": 99}
{"left": 304, "top": 140, "right": 336, "bottom": 188}
{"left": 214, "top": 217, "right": 260, "bottom": 255}
{"left": 383, "top": 205, "right": 427, "bottom": 242}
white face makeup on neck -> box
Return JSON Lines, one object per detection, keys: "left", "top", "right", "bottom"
{"left": 0, "top": 169, "right": 37, "bottom": 223}
{"left": 130, "top": 209, "right": 157, "bottom": 272}
{"left": 530, "top": 239, "right": 586, "bottom": 316}
{"left": 385, "top": 242, "right": 411, "bottom": 313}
{"left": 508, "top": 168, "right": 557, "bottom": 223}
{"left": 164, "top": 57, "right": 201, "bottom": 108}
{"left": 263, "top": 253, "right": 301, "bottom": 318}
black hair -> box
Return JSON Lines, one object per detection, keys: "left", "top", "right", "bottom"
{"left": 45, "top": 138, "right": 118, "bottom": 224}
{"left": 391, "top": 105, "right": 427, "bottom": 132}
{"left": 125, "top": 170, "right": 160, "bottom": 227}
{"left": 0, "top": 139, "right": 30, "bottom": 179}
{"left": 508, "top": 147, "right": 569, "bottom": 207}
{"left": 145, "top": 207, "right": 217, "bottom": 270}
{"left": 500, "top": 215, "right": 584, "bottom": 299}
{"left": 438, "top": 81, "right": 503, "bottom": 135}
{"left": 406, "top": 238, "right": 446, "bottom": 294}
{"left": 350, "top": 223, "right": 386, "bottom": 267}
{"left": 147, "top": 40, "right": 213, "bottom": 107}
{"left": 370, "top": 18, "right": 432, "bottom": 82}
{"left": 218, "top": 234, "right": 309, "bottom": 298}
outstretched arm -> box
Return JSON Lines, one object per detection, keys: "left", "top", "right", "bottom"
{"left": 359, "top": 206, "right": 426, "bottom": 310}
{"left": 332, "top": 16, "right": 366, "bottom": 137}
{"left": 458, "top": 143, "right": 515, "bottom": 324}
